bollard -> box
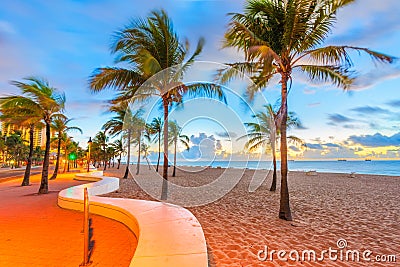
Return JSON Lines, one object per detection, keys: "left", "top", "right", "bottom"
{"left": 80, "top": 187, "right": 93, "bottom": 266}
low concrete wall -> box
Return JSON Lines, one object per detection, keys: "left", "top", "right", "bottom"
{"left": 57, "top": 171, "right": 208, "bottom": 267}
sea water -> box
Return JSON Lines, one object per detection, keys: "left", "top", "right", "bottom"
{"left": 173, "top": 160, "right": 400, "bottom": 176}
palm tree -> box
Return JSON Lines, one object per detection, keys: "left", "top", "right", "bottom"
{"left": 102, "top": 104, "right": 144, "bottom": 178}
{"left": 0, "top": 107, "right": 43, "bottom": 186}
{"left": 132, "top": 118, "right": 147, "bottom": 175}
{"left": 0, "top": 132, "right": 6, "bottom": 164}
{"left": 89, "top": 9, "right": 225, "bottom": 199}
{"left": 4, "top": 130, "right": 28, "bottom": 168}
{"left": 50, "top": 117, "right": 82, "bottom": 179}
{"left": 148, "top": 117, "right": 163, "bottom": 172}
{"left": 0, "top": 77, "right": 65, "bottom": 194}
{"left": 61, "top": 134, "right": 76, "bottom": 172}
{"left": 223, "top": 0, "right": 394, "bottom": 220}
{"left": 32, "top": 146, "right": 44, "bottom": 166}
{"left": 141, "top": 143, "right": 152, "bottom": 170}
{"left": 106, "top": 145, "right": 116, "bottom": 168}
{"left": 112, "top": 139, "right": 125, "bottom": 169}
{"left": 67, "top": 140, "right": 79, "bottom": 170}
{"left": 93, "top": 131, "right": 108, "bottom": 171}
{"left": 168, "top": 121, "right": 190, "bottom": 177}
{"left": 239, "top": 104, "right": 303, "bottom": 191}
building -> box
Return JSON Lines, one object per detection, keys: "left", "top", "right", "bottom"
{"left": 1, "top": 122, "right": 47, "bottom": 148}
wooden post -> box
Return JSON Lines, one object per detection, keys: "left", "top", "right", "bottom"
{"left": 80, "top": 187, "right": 92, "bottom": 266}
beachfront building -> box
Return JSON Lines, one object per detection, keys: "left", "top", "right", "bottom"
{"left": 1, "top": 121, "right": 48, "bottom": 148}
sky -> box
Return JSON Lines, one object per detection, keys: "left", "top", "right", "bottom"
{"left": 1, "top": 0, "right": 400, "bottom": 161}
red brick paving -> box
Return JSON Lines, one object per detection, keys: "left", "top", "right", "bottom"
{"left": 0, "top": 173, "right": 136, "bottom": 266}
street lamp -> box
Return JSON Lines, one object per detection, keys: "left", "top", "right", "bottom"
{"left": 87, "top": 137, "right": 92, "bottom": 172}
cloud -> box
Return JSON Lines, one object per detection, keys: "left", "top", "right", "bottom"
{"left": 350, "top": 106, "right": 390, "bottom": 115}
{"left": 343, "top": 124, "right": 362, "bottom": 129}
{"left": 329, "top": 0, "right": 400, "bottom": 46}
{"left": 348, "top": 132, "right": 400, "bottom": 147}
{"left": 386, "top": 100, "right": 400, "bottom": 108}
{"left": 303, "top": 89, "right": 316, "bottom": 95}
{"left": 215, "top": 131, "right": 237, "bottom": 138}
{"left": 296, "top": 124, "right": 308, "bottom": 130}
{"left": 0, "top": 20, "right": 16, "bottom": 35}
{"left": 182, "top": 133, "right": 220, "bottom": 160}
{"left": 307, "top": 102, "right": 320, "bottom": 107}
{"left": 190, "top": 133, "right": 214, "bottom": 145}
{"left": 323, "top": 143, "right": 341, "bottom": 148}
{"left": 350, "top": 65, "right": 400, "bottom": 91}
{"left": 327, "top": 114, "right": 354, "bottom": 124}
{"left": 305, "top": 143, "right": 323, "bottom": 150}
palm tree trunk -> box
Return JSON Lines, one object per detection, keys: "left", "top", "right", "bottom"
{"left": 123, "top": 130, "right": 131, "bottom": 179}
{"left": 270, "top": 140, "right": 277, "bottom": 192}
{"left": 50, "top": 135, "right": 62, "bottom": 180}
{"left": 279, "top": 75, "right": 292, "bottom": 221}
{"left": 117, "top": 154, "right": 121, "bottom": 169}
{"left": 22, "top": 124, "right": 34, "bottom": 186}
{"left": 146, "top": 155, "right": 151, "bottom": 170}
{"left": 156, "top": 134, "right": 161, "bottom": 172}
{"left": 161, "top": 98, "right": 169, "bottom": 200}
{"left": 172, "top": 139, "right": 177, "bottom": 177}
{"left": 38, "top": 121, "right": 50, "bottom": 194}
{"left": 63, "top": 145, "right": 67, "bottom": 173}
{"left": 103, "top": 156, "right": 107, "bottom": 170}
{"left": 136, "top": 132, "right": 141, "bottom": 175}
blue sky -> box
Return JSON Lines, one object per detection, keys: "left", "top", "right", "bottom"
{"left": 1, "top": 0, "right": 400, "bottom": 160}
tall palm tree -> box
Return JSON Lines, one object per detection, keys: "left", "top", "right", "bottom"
{"left": 239, "top": 104, "right": 303, "bottom": 191}
{"left": 112, "top": 139, "right": 125, "bottom": 169}
{"left": 132, "top": 118, "right": 147, "bottom": 175}
{"left": 0, "top": 107, "right": 43, "bottom": 186}
{"left": 223, "top": 0, "right": 394, "bottom": 220}
{"left": 93, "top": 131, "right": 108, "bottom": 171}
{"left": 141, "top": 143, "right": 152, "bottom": 170}
{"left": 89, "top": 9, "right": 225, "bottom": 199}
{"left": 0, "top": 132, "right": 6, "bottom": 164}
{"left": 0, "top": 77, "right": 65, "bottom": 194}
{"left": 50, "top": 117, "right": 82, "bottom": 179}
{"left": 4, "top": 130, "right": 28, "bottom": 168}
{"left": 149, "top": 117, "right": 163, "bottom": 172}
{"left": 168, "top": 121, "right": 190, "bottom": 177}
{"left": 61, "top": 134, "right": 76, "bottom": 172}
{"left": 102, "top": 104, "right": 144, "bottom": 178}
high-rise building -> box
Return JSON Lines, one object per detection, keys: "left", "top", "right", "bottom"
{"left": 1, "top": 122, "right": 47, "bottom": 148}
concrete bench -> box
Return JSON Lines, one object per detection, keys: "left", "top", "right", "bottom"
{"left": 58, "top": 171, "right": 208, "bottom": 266}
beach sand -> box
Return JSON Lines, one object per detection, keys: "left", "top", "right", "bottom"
{"left": 103, "top": 164, "right": 399, "bottom": 266}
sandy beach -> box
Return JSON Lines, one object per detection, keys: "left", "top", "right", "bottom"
{"left": 103, "top": 164, "right": 399, "bottom": 266}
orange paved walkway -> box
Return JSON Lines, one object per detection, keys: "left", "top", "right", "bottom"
{"left": 0, "top": 172, "right": 136, "bottom": 266}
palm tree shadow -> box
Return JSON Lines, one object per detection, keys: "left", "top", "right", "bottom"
{"left": 22, "top": 190, "right": 59, "bottom": 196}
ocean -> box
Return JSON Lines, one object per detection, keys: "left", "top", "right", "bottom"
{"left": 172, "top": 160, "right": 400, "bottom": 176}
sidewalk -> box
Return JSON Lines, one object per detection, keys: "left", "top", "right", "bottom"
{"left": 0, "top": 166, "right": 41, "bottom": 172}
{"left": 0, "top": 172, "right": 136, "bottom": 266}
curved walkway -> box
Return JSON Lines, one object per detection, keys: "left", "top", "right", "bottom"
{"left": 59, "top": 171, "right": 208, "bottom": 267}
{"left": 0, "top": 173, "right": 136, "bottom": 266}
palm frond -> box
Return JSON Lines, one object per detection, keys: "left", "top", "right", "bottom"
{"left": 287, "top": 135, "right": 305, "bottom": 146}
{"left": 296, "top": 64, "right": 355, "bottom": 90}
{"left": 215, "top": 62, "right": 259, "bottom": 85}
{"left": 296, "top": 45, "right": 394, "bottom": 67}
{"left": 89, "top": 67, "right": 144, "bottom": 92}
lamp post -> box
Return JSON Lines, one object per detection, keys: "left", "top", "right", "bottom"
{"left": 87, "top": 137, "right": 92, "bottom": 172}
